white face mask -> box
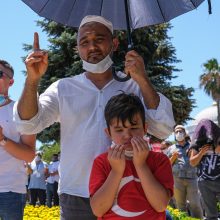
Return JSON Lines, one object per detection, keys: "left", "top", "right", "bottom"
{"left": 175, "top": 133, "right": 185, "bottom": 142}
{"left": 82, "top": 53, "right": 113, "bottom": 74}
{"left": 124, "top": 150, "right": 133, "bottom": 158}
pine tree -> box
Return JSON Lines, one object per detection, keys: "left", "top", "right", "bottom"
{"left": 23, "top": 20, "right": 195, "bottom": 143}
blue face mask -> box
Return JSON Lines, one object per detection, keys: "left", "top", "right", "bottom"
{"left": 0, "top": 95, "right": 7, "bottom": 106}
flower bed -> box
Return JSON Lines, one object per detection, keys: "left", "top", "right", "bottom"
{"left": 24, "top": 205, "right": 201, "bottom": 220}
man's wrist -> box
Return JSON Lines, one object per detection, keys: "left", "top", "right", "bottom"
{"left": 0, "top": 136, "right": 8, "bottom": 146}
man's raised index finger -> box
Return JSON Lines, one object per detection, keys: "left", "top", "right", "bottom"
{"left": 33, "top": 32, "right": 40, "bottom": 51}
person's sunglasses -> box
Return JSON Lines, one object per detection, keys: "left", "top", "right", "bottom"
{"left": 0, "top": 70, "right": 12, "bottom": 79}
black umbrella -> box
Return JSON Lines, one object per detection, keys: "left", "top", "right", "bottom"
{"left": 22, "top": 0, "right": 209, "bottom": 81}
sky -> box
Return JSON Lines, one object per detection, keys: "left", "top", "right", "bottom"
{"left": 0, "top": 1, "right": 220, "bottom": 137}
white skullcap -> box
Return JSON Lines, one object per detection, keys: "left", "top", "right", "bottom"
{"left": 79, "top": 15, "right": 113, "bottom": 34}
{"left": 174, "top": 125, "right": 185, "bottom": 132}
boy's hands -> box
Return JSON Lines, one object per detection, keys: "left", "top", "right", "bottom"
{"left": 132, "top": 137, "right": 150, "bottom": 168}
{"left": 108, "top": 145, "right": 125, "bottom": 175}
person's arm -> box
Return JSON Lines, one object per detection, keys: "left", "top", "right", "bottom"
{"left": 0, "top": 126, "right": 36, "bottom": 162}
{"left": 124, "top": 50, "right": 175, "bottom": 139}
{"left": 90, "top": 145, "right": 125, "bottom": 217}
{"left": 132, "top": 137, "right": 171, "bottom": 212}
{"left": 17, "top": 32, "right": 48, "bottom": 120}
{"left": 189, "top": 145, "right": 210, "bottom": 167}
{"left": 124, "top": 50, "right": 159, "bottom": 109}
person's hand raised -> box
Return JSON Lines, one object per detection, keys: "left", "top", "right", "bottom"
{"left": 124, "top": 50, "right": 147, "bottom": 82}
{"left": 199, "top": 145, "right": 211, "bottom": 156}
{"left": 25, "top": 32, "right": 48, "bottom": 81}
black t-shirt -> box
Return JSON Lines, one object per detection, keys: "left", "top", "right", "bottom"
{"left": 196, "top": 152, "right": 220, "bottom": 181}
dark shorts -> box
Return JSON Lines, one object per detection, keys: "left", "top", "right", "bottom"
{"left": 60, "top": 193, "right": 96, "bottom": 220}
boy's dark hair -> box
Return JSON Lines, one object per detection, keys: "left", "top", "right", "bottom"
{"left": 104, "top": 93, "right": 145, "bottom": 130}
{"left": 0, "top": 59, "right": 14, "bottom": 77}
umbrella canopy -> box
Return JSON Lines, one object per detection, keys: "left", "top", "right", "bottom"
{"left": 22, "top": 0, "right": 206, "bottom": 81}
{"left": 22, "top": 0, "right": 205, "bottom": 31}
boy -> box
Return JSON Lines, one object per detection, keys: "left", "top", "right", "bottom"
{"left": 89, "top": 93, "right": 174, "bottom": 219}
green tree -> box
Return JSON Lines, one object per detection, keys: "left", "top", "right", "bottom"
{"left": 39, "top": 142, "right": 60, "bottom": 163}
{"left": 200, "top": 58, "right": 220, "bottom": 125}
{"left": 23, "top": 20, "right": 195, "bottom": 142}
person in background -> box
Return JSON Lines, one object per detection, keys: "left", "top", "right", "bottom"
{"left": 45, "top": 153, "right": 60, "bottom": 207}
{"left": 26, "top": 151, "right": 47, "bottom": 206}
{"left": 0, "top": 59, "right": 36, "bottom": 220}
{"left": 189, "top": 119, "right": 220, "bottom": 220}
{"left": 89, "top": 93, "right": 174, "bottom": 220}
{"left": 14, "top": 15, "right": 175, "bottom": 219}
{"left": 160, "top": 140, "right": 172, "bottom": 155}
{"left": 167, "top": 125, "right": 203, "bottom": 218}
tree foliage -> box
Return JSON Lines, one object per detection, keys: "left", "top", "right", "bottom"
{"left": 39, "top": 142, "right": 60, "bottom": 164}
{"left": 200, "top": 58, "right": 220, "bottom": 125}
{"left": 23, "top": 19, "right": 195, "bottom": 143}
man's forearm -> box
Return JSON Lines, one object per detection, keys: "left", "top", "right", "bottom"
{"left": 138, "top": 77, "right": 160, "bottom": 109}
{"left": 17, "top": 78, "right": 40, "bottom": 120}
{"left": 189, "top": 153, "right": 203, "bottom": 167}
{"left": 2, "top": 135, "right": 36, "bottom": 162}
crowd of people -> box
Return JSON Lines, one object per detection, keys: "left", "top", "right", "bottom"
{"left": 0, "top": 14, "right": 219, "bottom": 220}
{"left": 25, "top": 152, "right": 60, "bottom": 208}
{"left": 151, "top": 122, "right": 220, "bottom": 220}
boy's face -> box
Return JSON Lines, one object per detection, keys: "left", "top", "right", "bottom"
{"left": 105, "top": 113, "right": 147, "bottom": 151}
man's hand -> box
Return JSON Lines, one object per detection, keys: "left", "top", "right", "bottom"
{"left": 124, "top": 50, "right": 146, "bottom": 82}
{"left": 108, "top": 145, "right": 125, "bottom": 175}
{"left": 132, "top": 136, "right": 149, "bottom": 168}
{"left": 25, "top": 32, "right": 48, "bottom": 81}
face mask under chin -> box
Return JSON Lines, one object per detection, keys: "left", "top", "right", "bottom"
{"left": 82, "top": 54, "right": 113, "bottom": 74}
{"left": 124, "top": 150, "right": 134, "bottom": 158}
{"left": 81, "top": 45, "right": 114, "bottom": 74}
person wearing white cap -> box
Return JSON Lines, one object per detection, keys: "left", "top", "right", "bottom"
{"left": 14, "top": 15, "right": 175, "bottom": 219}
{"left": 167, "top": 125, "right": 203, "bottom": 218}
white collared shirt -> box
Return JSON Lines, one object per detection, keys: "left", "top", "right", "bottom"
{"left": 14, "top": 72, "right": 175, "bottom": 197}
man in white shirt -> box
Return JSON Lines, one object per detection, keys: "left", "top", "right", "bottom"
{"left": 0, "top": 59, "right": 36, "bottom": 220}
{"left": 45, "top": 153, "right": 60, "bottom": 207}
{"left": 14, "top": 15, "right": 175, "bottom": 219}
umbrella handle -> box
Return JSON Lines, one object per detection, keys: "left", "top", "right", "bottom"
{"left": 112, "top": 67, "right": 131, "bottom": 82}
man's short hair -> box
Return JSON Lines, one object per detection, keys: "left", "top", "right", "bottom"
{"left": 0, "top": 59, "right": 14, "bottom": 78}
{"left": 104, "top": 93, "right": 145, "bottom": 129}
